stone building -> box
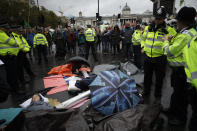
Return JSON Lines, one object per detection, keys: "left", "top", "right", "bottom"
{"left": 75, "top": 3, "right": 153, "bottom": 27}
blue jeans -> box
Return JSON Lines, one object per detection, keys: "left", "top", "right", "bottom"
{"left": 102, "top": 40, "right": 109, "bottom": 53}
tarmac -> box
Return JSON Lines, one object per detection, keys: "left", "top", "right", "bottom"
{"left": 0, "top": 50, "right": 191, "bottom": 131}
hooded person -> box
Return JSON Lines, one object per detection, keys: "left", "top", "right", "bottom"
{"left": 110, "top": 25, "right": 121, "bottom": 56}
{"left": 121, "top": 22, "right": 134, "bottom": 61}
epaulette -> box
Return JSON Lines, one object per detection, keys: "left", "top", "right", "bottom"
{"left": 182, "top": 30, "right": 189, "bottom": 34}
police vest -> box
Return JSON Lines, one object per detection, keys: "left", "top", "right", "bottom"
{"left": 141, "top": 25, "right": 176, "bottom": 58}
{"left": 85, "top": 28, "right": 95, "bottom": 42}
{"left": 0, "top": 30, "right": 19, "bottom": 56}
{"left": 132, "top": 30, "right": 142, "bottom": 46}
{"left": 33, "top": 33, "right": 48, "bottom": 47}
{"left": 19, "top": 35, "right": 30, "bottom": 52}
{"left": 11, "top": 32, "right": 30, "bottom": 52}
{"left": 183, "top": 29, "right": 197, "bottom": 89}
{"left": 163, "top": 28, "right": 197, "bottom": 67}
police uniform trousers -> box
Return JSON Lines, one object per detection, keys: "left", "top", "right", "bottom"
{"left": 144, "top": 54, "right": 167, "bottom": 98}
{"left": 188, "top": 84, "right": 197, "bottom": 131}
{"left": 169, "top": 66, "right": 188, "bottom": 122}
{"left": 0, "top": 55, "right": 20, "bottom": 91}
{"left": 17, "top": 51, "right": 25, "bottom": 82}
{"left": 85, "top": 41, "right": 98, "bottom": 61}
{"left": 23, "top": 52, "right": 35, "bottom": 77}
{"left": 37, "top": 45, "right": 48, "bottom": 64}
{"left": 133, "top": 45, "right": 142, "bottom": 69}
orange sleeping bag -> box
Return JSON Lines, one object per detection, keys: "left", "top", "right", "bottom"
{"left": 48, "top": 63, "right": 77, "bottom": 76}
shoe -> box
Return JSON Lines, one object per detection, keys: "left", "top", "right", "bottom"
{"left": 153, "top": 98, "right": 161, "bottom": 105}
{"left": 142, "top": 91, "right": 150, "bottom": 98}
{"left": 162, "top": 108, "right": 173, "bottom": 115}
{"left": 21, "top": 80, "right": 30, "bottom": 85}
{"left": 30, "top": 74, "right": 36, "bottom": 80}
{"left": 13, "top": 89, "right": 26, "bottom": 95}
{"left": 168, "top": 117, "right": 186, "bottom": 126}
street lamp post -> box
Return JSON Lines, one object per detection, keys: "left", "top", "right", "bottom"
{"left": 98, "top": 0, "right": 99, "bottom": 14}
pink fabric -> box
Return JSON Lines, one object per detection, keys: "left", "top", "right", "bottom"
{"left": 67, "top": 97, "right": 89, "bottom": 109}
{"left": 43, "top": 75, "right": 68, "bottom": 95}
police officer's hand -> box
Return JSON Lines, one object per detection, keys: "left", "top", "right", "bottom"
{"left": 162, "top": 37, "right": 167, "bottom": 42}
{"left": 141, "top": 48, "right": 144, "bottom": 54}
{"left": 168, "top": 35, "right": 173, "bottom": 41}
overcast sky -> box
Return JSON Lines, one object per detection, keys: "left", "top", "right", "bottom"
{"left": 37, "top": 0, "right": 197, "bottom": 17}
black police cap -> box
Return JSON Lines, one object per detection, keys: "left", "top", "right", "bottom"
{"left": 176, "top": 6, "right": 196, "bottom": 25}
{"left": 135, "top": 25, "right": 141, "bottom": 30}
{"left": 154, "top": 6, "right": 167, "bottom": 19}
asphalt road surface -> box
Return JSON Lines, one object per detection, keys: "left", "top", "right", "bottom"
{"left": 0, "top": 50, "right": 191, "bottom": 131}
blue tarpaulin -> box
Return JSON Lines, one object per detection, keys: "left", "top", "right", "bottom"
{"left": 0, "top": 108, "right": 23, "bottom": 128}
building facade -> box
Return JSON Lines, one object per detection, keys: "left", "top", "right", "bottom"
{"left": 75, "top": 3, "right": 153, "bottom": 27}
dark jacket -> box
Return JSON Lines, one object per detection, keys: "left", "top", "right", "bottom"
{"left": 121, "top": 27, "right": 134, "bottom": 44}
{"left": 110, "top": 30, "right": 121, "bottom": 44}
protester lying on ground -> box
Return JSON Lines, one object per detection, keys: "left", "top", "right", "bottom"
{"left": 25, "top": 94, "right": 54, "bottom": 111}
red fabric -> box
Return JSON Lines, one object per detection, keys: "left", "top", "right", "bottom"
{"left": 43, "top": 75, "right": 68, "bottom": 95}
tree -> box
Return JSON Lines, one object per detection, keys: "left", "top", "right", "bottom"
{"left": 0, "top": 0, "right": 59, "bottom": 28}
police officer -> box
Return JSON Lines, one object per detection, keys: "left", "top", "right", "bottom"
{"left": 10, "top": 26, "right": 30, "bottom": 84}
{"left": 162, "top": 7, "right": 197, "bottom": 126}
{"left": 33, "top": 29, "right": 48, "bottom": 65}
{"left": 183, "top": 20, "right": 197, "bottom": 131}
{"left": 141, "top": 6, "right": 177, "bottom": 101}
{"left": 0, "top": 20, "right": 24, "bottom": 94}
{"left": 84, "top": 25, "right": 98, "bottom": 62}
{"left": 18, "top": 27, "right": 35, "bottom": 80}
{"left": 132, "top": 25, "right": 142, "bottom": 69}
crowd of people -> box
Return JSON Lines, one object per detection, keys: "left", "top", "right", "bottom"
{"left": 0, "top": 5, "right": 197, "bottom": 131}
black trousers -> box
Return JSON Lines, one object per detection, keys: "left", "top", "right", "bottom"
{"left": 133, "top": 45, "right": 142, "bottom": 69}
{"left": 188, "top": 84, "right": 197, "bottom": 131}
{"left": 37, "top": 45, "right": 48, "bottom": 64}
{"left": 17, "top": 51, "right": 25, "bottom": 82}
{"left": 112, "top": 41, "right": 120, "bottom": 55}
{"left": 122, "top": 43, "right": 133, "bottom": 60}
{"left": 23, "top": 53, "right": 34, "bottom": 77}
{"left": 169, "top": 66, "right": 188, "bottom": 122}
{"left": 0, "top": 77, "right": 9, "bottom": 102}
{"left": 0, "top": 55, "right": 20, "bottom": 91}
{"left": 144, "top": 55, "right": 167, "bottom": 97}
{"left": 85, "top": 42, "right": 98, "bottom": 61}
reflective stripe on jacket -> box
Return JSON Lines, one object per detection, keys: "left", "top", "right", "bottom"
{"left": 163, "top": 28, "right": 197, "bottom": 67}
{"left": 20, "top": 35, "right": 30, "bottom": 52}
{"left": 0, "top": 30, "right": 19, "bottom": 56}
{"left": 183, "top": 29, "right": 197, "bottom": 89}
{"left": 141, "top": 25, "right": 176, "bottom": 58}
{"left": 33, "top": 33, "right": 48, "bottom": 47}
{"left": 132, "top": 30, "right": 142, "bottom": 46}
{"left": 85, "top": 28, "right": 95, "bottom": 42}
